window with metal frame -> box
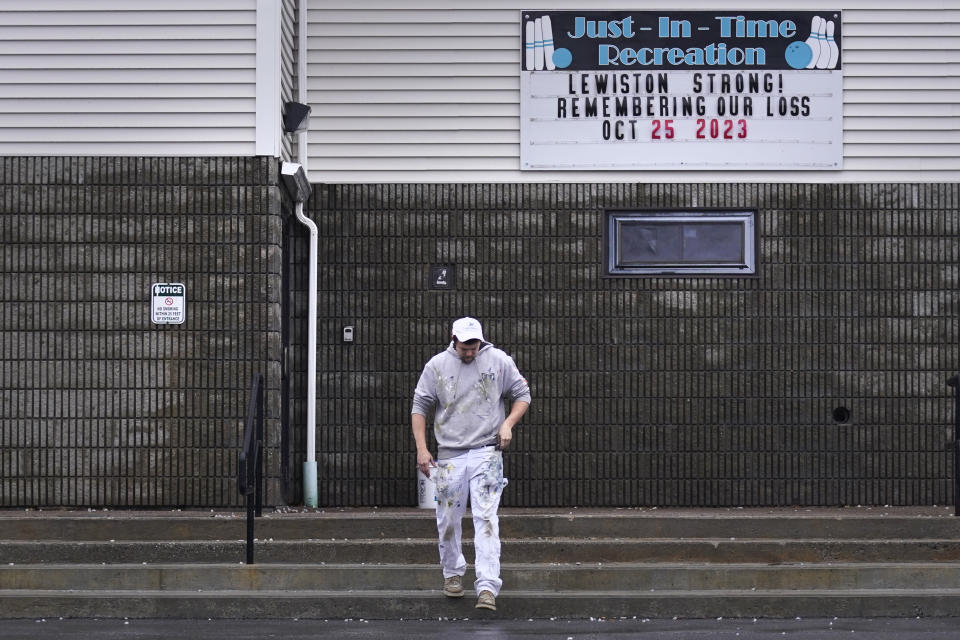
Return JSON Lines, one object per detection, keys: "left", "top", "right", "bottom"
{"left": 606, "top": 210, "right": 756, "bottom": 276}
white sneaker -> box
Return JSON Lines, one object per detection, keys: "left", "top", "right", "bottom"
{"left": 475, "top": 590, "right": 496, "bottom": 610}
{"left": 442, "top": 575, "right": 464, "bottom": 598}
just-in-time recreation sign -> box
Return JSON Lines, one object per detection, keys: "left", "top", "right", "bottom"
{"left": 520, "top": 10, "right": 842, "bottom": 171}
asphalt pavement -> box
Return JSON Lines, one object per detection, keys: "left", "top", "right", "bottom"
{"left": 3, "top": 617, "right": 960, "bottom": 640}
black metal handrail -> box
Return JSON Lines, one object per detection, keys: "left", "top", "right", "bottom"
{"left": 238, "top": 372, "right": 264, "bottom": 563}
{"left": 949, "top": 375, "right": 959, "bottom": 517}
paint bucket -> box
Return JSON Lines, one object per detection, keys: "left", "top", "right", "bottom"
{"left": 417, "top": 469, "right": 437, "bottom": 509}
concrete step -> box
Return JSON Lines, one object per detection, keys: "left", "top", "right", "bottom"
{"left": 4, "top": 588, "right": 960, "bottom": 619}
{"left": 3, "top": 507, "right": 958, "bottom": 541}
{"left": 5, "top": 562, "right": 960, "bottom": 592}
{"left": 7, "top": 537, "right": 960, "bottom": 564}
{"left": 4, "top": 508, "right": 960, "bottom": 619}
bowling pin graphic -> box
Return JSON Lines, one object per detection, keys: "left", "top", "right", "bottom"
{"left": 534, "top": 17, "right": 545, "bottom": 70}
{"left": 525, "top": 20, "right": 535, "bottom": 70}
{"left": 826, "top": 20, "right": 840, "bottom": 69}
{"left": 815, "top": 17, "right": 831, "bottom": 69}
{"left": 542, "top": 15, "right": 556, "bottom": 70}
{"left": 804, "top": 15, "right": 821, "bottom": 69}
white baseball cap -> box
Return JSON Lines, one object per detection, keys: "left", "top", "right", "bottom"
{"left": 451, "top": 317, "right": 484, "bottom": 342}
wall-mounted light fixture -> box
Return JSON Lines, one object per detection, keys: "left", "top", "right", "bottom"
{"left": 283, "top": 101, "right": 312, "bottom": 134}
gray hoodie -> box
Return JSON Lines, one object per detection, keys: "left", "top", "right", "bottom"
{"left": 412, "top": 342, "right": 532, "bottom": 459}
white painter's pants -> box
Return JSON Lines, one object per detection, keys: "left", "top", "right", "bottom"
{"left": 434, "top": 445, "right": 507, "bottom": 596}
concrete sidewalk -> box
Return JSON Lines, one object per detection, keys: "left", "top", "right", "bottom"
{"left": 3, "top": 617, "right": 960, "bottom": 640}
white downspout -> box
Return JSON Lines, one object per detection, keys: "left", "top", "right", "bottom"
{"left": 295, "top": 0, "right": 318, "bottom": 508}
{"left": 296, "top": 200, "right": 318, "bottom": 508}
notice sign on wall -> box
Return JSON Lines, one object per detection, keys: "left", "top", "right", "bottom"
{"left": 520, "top": 10, "right": 842, "bottom": 171}
{"left": 151, "top": 282, "right": 186, "bottom": 325}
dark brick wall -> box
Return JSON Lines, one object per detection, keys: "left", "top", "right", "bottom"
{"left": 294, "top": 183, "right": 960, "bottom": 507}
{"left": 4, "top": 173, "right": 957, "bottom": 509}
{"left": 1, "top": 157, "right": 283, "bottom": 507}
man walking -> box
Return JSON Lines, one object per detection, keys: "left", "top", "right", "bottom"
{"left": 411, "top": 317, "right": 531, "bottom": 611}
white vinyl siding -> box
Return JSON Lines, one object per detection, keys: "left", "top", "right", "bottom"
{"left": 307, "top": 1, "right": 960, "bottom": 183}
{"left": 0, "top": 1, "right": 259, "bottom": 157}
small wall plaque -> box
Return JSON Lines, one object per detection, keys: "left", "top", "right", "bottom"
{"left": 430, "top": 264, "right": 454, "bottom": 290}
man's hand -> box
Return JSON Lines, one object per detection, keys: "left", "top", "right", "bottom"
{"left": 412, "top": 412, "right": 436, "bottom": 477}
{"left": 417, "top": 450, "right": 437, "bottom": 478}
{"left": 497, "top": 423, "right": 513, "bottom": 450}
{"left": 497, "top": 400, "right": 529, "bottom": 451}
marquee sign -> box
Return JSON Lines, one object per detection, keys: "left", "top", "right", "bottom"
{"left": 520, "top": 10, "right": 842, "bottom": 171}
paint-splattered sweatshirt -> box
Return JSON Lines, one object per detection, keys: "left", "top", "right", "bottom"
{"left": 412, "top": 342, "right": 532, "bottom": 459}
